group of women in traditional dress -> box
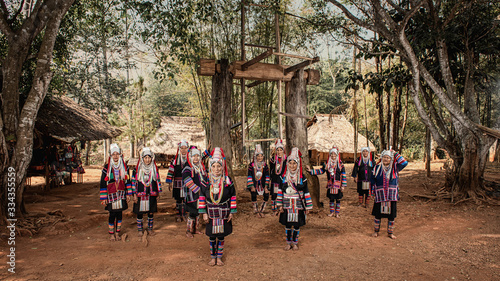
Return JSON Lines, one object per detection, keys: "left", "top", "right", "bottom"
{"left": 99, "top": 139, "right": 407, "bottom": 265}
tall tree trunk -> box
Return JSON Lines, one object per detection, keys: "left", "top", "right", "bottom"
{"left": 386, "top": 88, "right": 391, "bottom": 149}
{"left": 398, "top": 88, "right": 409, "bottom": 153}
{"left": 425, "top": 128, "right": 431, "bottom": 178}
{"left": 494, "top": 141, "right": 499, "bottom": 163}
{"left": 0, "top": 0, "right": 76, "bottom": 222}
{"left": 285, "top": 69, "right": 320, "bottom": 208}
{"left": 85, "top": 141, "right": 90, "bottom": 166}
{"left": 210, "top": 59, "right": 235, "bottom": 185}
{"left": 392, "top": 87, "right": 402, "bottom": 149}
{"left": 377, "top": 90, "right": 386, "bottom": 150}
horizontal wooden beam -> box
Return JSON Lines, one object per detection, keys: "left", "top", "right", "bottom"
{"left": 247, "top": 3, "right": 270, "bottom": 8}
{"left": 245, "top": 138, "right": 276, "bottom": 143}
{"left": 244, "top": 43, "right": 276, "bottom": 50}
{"left": 241, "top": 49, "right": 274, "bottom": 71}
{"left": 246, "top": 80, "right": 266, "bottom": 88}
{"left": 278, "top": 111, "right": 313, "bottom": 120}
{"left": 273, "top": 52, "right": 316, "bottom": 61}
{"left": 197, "top": 59, "right": 321, "bottom": 85}
{"left": 284, "top": 57, "right": 320, "bottom": 75}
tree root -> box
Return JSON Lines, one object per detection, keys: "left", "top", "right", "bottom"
{"left": 403, "top": 188, "right": 500, "bottom": 206}
{"left": 17, "top": 209, "right": 67, "bottom": 236}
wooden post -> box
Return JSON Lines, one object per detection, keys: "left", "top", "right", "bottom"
{"left": 241, "top": 0, "right": 247, "bottom": 163}
{"left": 275, "top": 13, "right": 283, "bottom": 140}
{"left": 425, "top": 127, "right": 431, "bottom": 177}
{"left": 211, "top": 59, "right": 236, "bottom": 186}
{"left": 352, "top": 45, "right": 358, "bottom": 162}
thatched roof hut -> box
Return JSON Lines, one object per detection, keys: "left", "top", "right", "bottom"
{"left": 35, "top": 95, "right": 121, "bottom": 142}
{"left": 148, "top": 116, "right": 207, "bottom": 164}
{"left": 307, "top": 114, "right": 376, "bottom": 164}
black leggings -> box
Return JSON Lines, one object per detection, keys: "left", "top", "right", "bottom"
{"left": 109, "top": 212, "right": 122, "bottom": 224}
{"left": 251, "top": 191, "right": 269, "bottom": 202}
{"left": 137, "top": 213, "right": 154, "bottom": 219}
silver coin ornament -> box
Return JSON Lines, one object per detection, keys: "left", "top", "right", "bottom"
{"left": 286, "top": 187, "right": 294, "bottom": 194}
{"left": 213, "top": 187, "right": 220, "bottom": 194}
{"left": 256, "top": 171, "right": 263, "bottom": 179}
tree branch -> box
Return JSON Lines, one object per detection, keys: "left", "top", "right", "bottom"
{"left": 327, "top": 0, "right": 376, "bottom": 31}
{"left": 421, "top": 83, "right": 451, "bottom": 140}
{"left": 386, "top": 0, "right": 406, "bottom": 14}
{"left": 8, "top": 0, "right": 26, "bottom": 25}
{"left": 0, "top": 0, "right": 12, "bottom": 37}
{"left": 371, "top": 0, "right": 398, "bottom": 32}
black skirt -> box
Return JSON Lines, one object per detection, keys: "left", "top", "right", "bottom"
{"left": 278, "top": 209, "right": 307, "bottom": 228}
{"left": 133, "top": 196, "right": 158, "bottom": 214}
{"left": 185, "top": 201, "right": 199, "bottom": 217}
{"left": 172, "top": 188, "right": 185, "bottom": 200}
{"left": 372, "top": 201, "right": 397, "bottom": 220}
{"left": 105, "top": 199, "right": 128, "bottom": 212}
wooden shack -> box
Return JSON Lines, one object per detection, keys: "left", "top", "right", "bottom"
{"left": 29, "top": 95, "right": 121, "bottom": 188}
{"left": 307, "top": 114, "right": 376, "bottom": 164}
{"left": 147, "top": 116, "right": 207, "bottom": 167}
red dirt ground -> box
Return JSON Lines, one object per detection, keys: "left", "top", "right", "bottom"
{"left": 1, "top": 161, "right": 499, "bottom": 280}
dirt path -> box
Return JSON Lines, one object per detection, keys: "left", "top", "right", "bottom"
{"left": 1, "top": 162, "right": 499, "bottom": 280}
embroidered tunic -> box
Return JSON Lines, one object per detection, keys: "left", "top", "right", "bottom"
{"left": 277, "top": 175, "right": 313, "bottom": 227}
{"left": 246, "top": 162, "right": 270, "bottom": 194}
{"left": 370, "top": 153, "right": 408, "bottom": 219}
{"left": 199, "top": 176, "right": 237, "bottom": 237}
{"left": 352, "top": 157, "right": 374, "bottom": 194}
{"left": 99, "top": 164, "right": 133, "bottom": 212}
{"left": 310, "top": 162, "right": 347, "bottom": 200}
{"left": 131, "top": 167, "right": 161, "bottom": 214}
{"left": 269, "top": 156, "right": 287, "bottom": 196}
{"left": 166, "top": 160, "right": 187, "bottom": 200}
{"left": 182, "top": 165, "right": 208, "bottom": 215}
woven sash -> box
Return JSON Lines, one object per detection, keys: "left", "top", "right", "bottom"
{"left": 139, "top": 196, "right": 150, "bottom": 212}
{"left": 111, "top": 200, "right": 123, "bottom": 210}
{"left": 273, "top": 183, "right": 279, "bottom": 194}
{"left": 362, "top": 181, "right": 370, "bottom": 190}
{"left": 256, "top": 183, "right": 265, "bottom": 195}
{"left": 284, "top": 194, "right": 302, "bottom": 222}
{"left": 381, "top": 201, "right": 391, "bottom": 214}
{"left": 108, "top": 190, "right": 125, "bottom": 203}
{"left": 207, "top": 201, "right": 230, "bottom": 234}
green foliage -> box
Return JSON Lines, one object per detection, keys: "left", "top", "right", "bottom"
{"left": 308, "top": 59, "right": 350, "bottom": 114}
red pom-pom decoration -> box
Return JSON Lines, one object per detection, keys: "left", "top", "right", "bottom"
{"left": 105, "top": 176, "right": 109, "bottom": 181}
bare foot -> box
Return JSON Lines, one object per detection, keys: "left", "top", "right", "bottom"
{"left": 114, "top": 232, "right": 121, "bottom": 241}
{"left": 216, "top": 258, "right": 225, "bottom": 266}
{"left": 147, "top": 229, "right": 155, "bottom": 236}
{"left": 327, "top": 213, "right": 335, "bottom": 217}
{"left": 259, "top": 212, "right": 265, "bottom": 218}
{"left": 335, "top": 213, "right": 340, "bottom": 218}
{"left": 121, "top": 233, "right": 128, "bottom": 242}
{"left": 208, "top": 259, "right": 217, "bottom": 266}
{"left": 284, "top": 244, "right": 292, "bottom": 251}
{"left": 388, "top": 233, "right": 397, "bottom": 239}
{"left": 109, "top": 234, "right": 116, "bottom": 241}
{"left": 186, "top": 231, "right": 194, "bottom": 238}
{"left": 176, "top": 217, "right": 182, "bottom": 222}
{"left": 372, "top": 232, "right": 379, "bottom": 237}
{"left": 137, "top": 231, "right": 143, "bottom": 237}
{"left": 292, "top": 244, "right": 299, "bottom": 251}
